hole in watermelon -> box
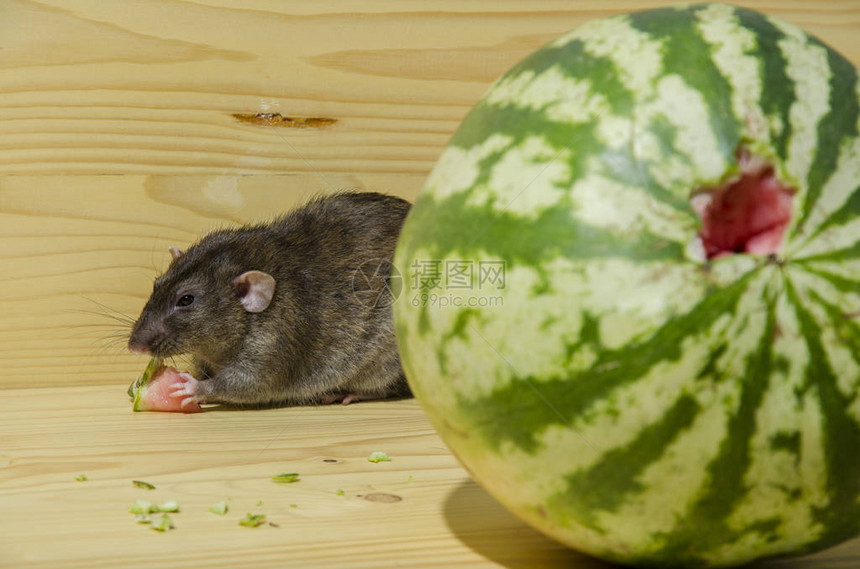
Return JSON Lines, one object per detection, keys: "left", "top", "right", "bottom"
{"left": 692, "top": 150, "right": 795, "bottom": 260}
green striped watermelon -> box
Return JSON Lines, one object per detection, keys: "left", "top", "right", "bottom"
{"left": 393, "top": 3, "right": 860, "bottom": 567}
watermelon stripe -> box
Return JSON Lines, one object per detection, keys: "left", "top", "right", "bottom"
{"left": 630, "top": 6, "right": 740, "bottom": 166}
{"left": 788, "top": 93, "right": 860, "bottom": 254}
{"left": 697, "top": 5, "right": 766, "bottom": 145}
{"left": 435, "top": 308, "right": 482, "bottom": 374}
{"left": 446, "top": 42, "right": 693, "bottom": 216}
{"left": 655, "top": 291, "right": 778, "bottom": 562}
{"left": 775, "top": 22, "right": 833, "bottom": 221}
{"left": 802, "top": 179, "right": 860, "bottom": 242}
{"left": 451, "top": 40, "right": 630, "bottom": 152}
{"left": 795, "top": 45, "right": 860, "bottom": 236}
{"left": 456, "top": 268, "right": 756, "bottom": 452}
{"left": 804, "top": 288, "right": 860, "bottom": 375}
{"left": 556, "top": 394, "right": 701, "bottom": 531}
{"left": 792, "top": 268, "right": 860, "bottom": 370}
{"left": 794, "top": 238, "right": 860, "bottom": 263}
{"left": 798, "top": 264, "right": 860, "bottom": 295}
{"left": 734, "top": 9, "right": 796, "bottom": 160}
{"left": 785, "top": 279, "right": 860, "bottom": 547}
{"left": 403, "top": 193, "right": 685, "bottom": 277}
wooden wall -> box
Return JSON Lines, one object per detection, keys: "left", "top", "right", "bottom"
{"left": 2, "top": 0, "right": 858, "bottom": 389}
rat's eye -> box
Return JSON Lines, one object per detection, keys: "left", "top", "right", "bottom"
{"left": 176, "top": 294, "right": 195, "bottom": 308}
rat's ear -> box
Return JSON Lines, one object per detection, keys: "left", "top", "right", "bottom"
{"left": 233, "top": 270, "right": 276, "bottom": 313}
{"left": 169, "top": 246, "right": 183, "bottom": 260}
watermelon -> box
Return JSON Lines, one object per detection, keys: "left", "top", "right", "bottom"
{"left": 393, "top": 4, "right": 860, "bottom": 567}
{"left": 129, "top": 358, "right": 203, "bottom": 413}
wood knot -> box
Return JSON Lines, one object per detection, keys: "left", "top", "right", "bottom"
{"left": 361, "top": 493, "right": 402, "bottom": 503}
{"left": 232, "top": 112, "right": 338, "bottom": 128}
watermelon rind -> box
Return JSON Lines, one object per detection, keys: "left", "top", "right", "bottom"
{"left": 129, "top": 357, "right": 163, "bottom": 410}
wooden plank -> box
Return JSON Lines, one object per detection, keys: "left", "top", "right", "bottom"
{"left": 1, "top": 385, "right": 859, "bottom": 568}
{"left": 0, "top": 1, "right": 857, "bottom": 176}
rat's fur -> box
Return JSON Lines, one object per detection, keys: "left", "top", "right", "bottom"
{"left": 128, "top": 192, "right": 412, "bottom": 407}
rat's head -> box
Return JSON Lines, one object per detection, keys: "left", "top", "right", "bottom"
{"left": 128, "top": 243, "right": 276, "bottom": 361}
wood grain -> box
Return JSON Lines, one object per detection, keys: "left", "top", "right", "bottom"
{"left": 0, "top": 0, "right": 857, "bottom": 177}
{"left": 1, "top": 387, "right": 859, "bottom": 569}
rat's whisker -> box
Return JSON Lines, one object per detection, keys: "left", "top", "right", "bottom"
{"left": 68, "top": 307, "right": 137, "bottom": 327}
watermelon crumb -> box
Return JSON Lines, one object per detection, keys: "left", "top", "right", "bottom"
{"left": 209, "top": 501, "right": 229, "bottom": 515}
{"left": 157, "top": 500, "right": 180, "bottom": 513}
{"left": 271, "top": 473, "right": 300, "bottom": 483}
{"left": 129, "top": 500, "right": 156, "bottom": 515}
{"left": 239, "top": 513, "right": 266, "bottom": 527}
{"left": 74, "top": 474, "right": 87, "bottom": 482}
{"left": 150, "top": 513, "right": 174, "bottom": 532}
{"left": 693, "top": 151, "right": 795, "bottom": 259}
{"left": 128, "top": 499, "right": 179, "bottom": 514}
{"left": 367, "top": 451, "right": 391, "bottom": 463}
{"left": 132, "top": 480, "right": 155, "bottom": 490}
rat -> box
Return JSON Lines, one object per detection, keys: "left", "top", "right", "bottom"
{"left": 127, "top": 191, "right": 413, "bottom": 408}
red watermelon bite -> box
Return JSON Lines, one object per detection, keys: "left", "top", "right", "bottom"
{"left": 128, "top": 358, "right": 202, "bottom": 413}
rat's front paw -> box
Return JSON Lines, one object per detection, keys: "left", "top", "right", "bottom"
{"left": 170, "top": 372, "right": 203, "bottom": 409}
{"left": 319, "top": 393, "right": 363, "bottom": 405}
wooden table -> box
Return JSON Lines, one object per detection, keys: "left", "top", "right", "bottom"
{"left": 2, "top": 1, "right": 859, "bottom": 567}
{"left": 2, "top": 386, "right": 860, "bottom": 568}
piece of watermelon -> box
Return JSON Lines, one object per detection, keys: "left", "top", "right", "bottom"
{"left": 129, "top": 358, "right": 203, "bottom": 413}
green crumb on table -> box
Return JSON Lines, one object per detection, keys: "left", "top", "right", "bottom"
{"left": 239, "top": 513, "right": 266, "bottom": 528}
{"left": 132, "top": 480, "right": 156, "bottom": 490}
{"left": 367, "top": 451, "right": 391, "bottom": 463}
{"left": 335, "top": 489, "right": 345, "bottom": 496}
{"left": 129, "top": 499, "right": 179, "bottom": 514}
{"left": 150, "top": 513, "right": 174, "bottom": 532}
{"left": 271, "top": 472, "right": 300, "bottom": 483}
{"left": 157, "top": 500, "right": 180, "bottom": 513}
{"left": 407, "top": 475, "right": 414, "bottom": 483}
{"left": 290, "top": 504, "right": 297, "bottom": 508}
{"left": 129, "top": 500, "right": 156, "bottom": 515}
{"left": 209, "top": 501, "right": 229, "bottom": 515}
{"left": 134, "top": 514, "right": 152, "bottom": 524}
{"left": 74, "top": 474, "right": 87, "bottom": 482}
{"left": 256, "top": 500, "right": 263, "bottom": 506}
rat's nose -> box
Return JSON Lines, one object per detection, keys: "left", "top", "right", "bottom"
{"left": 128, "top": 322, "right": 158, "bottom": 355}
{"left": 127, "top": 337, "right": 151, "bottom": 355}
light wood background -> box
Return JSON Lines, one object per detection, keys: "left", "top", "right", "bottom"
{"left": 2, "top": 1, "right": 859, "bottom": 568}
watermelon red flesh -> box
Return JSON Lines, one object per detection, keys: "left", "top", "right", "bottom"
{"left": 133, "top": 365, "right": 202, "bottom": 413}
{"left": 695, "top": 152, "right": 795, "bottom": 258}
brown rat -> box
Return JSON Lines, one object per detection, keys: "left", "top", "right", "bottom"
{"left": 127, "top": 191, "right": 412, "bottom": 408}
